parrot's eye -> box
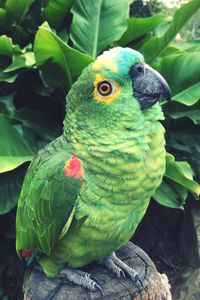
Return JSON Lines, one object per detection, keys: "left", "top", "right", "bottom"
{"left": 97, "top": 80, "right": 113, "bottom": 96}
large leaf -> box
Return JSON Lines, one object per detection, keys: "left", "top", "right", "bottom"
{"left": 165, "top": 153, "right": 200, "bottom": 196}
{"left": 0, "top": 8, "right": 6, "bottom": 27}
{"left": 34, "top": 22, "right": 93, "bottom": 89}
{"left": 0, "top": 35, "right": 20, "bottom": 57}
{"left": 0, "top": 36, "right": 35, "bottom": 83}
{"left": 174, "top": 40, "right": 200, "bottom": 51}
{"left": 154, "top": 180, "right": 184, "bottom": 209}
{"left": 169, "top": 108, "right": 200, "bottom": 125}
{"left": 42, "top": 0, "right": 73, "bottom": 28}
{"left": 0, "top": 95, "right": 15, "bottom": 115}
{"left": 118, "top": 14, "right": 168, "bottom": 46}
{"left": 0, "top": 71, "right": 19, "bottom": 83}
{"left": 141, "top": 0, "right": 200, "bottom": 63}
{"left": 157, "top": 51, "right": 200, "bottom": 96}
{"left": 70, "top": 0, "right": 130, "bottom": 58}
{"left": 167, "top": 130, "right": 200, "bottom": 178}
{"left": 4, "top": 52, "right": 35, "bottom": 72}
{"left": 172, "top": 82, "right": 200, "bottom": 106}
{"left": 5, "top": 0, "right": 35, "bottom": 25}
{"left": 13, "top": 108, "right": 60, "bottom": 140}
{"left": 0, "top": 115, "right": 41, "bottom": 173}
{"left": 0, "top": 166, "right": 26, "bottom": 214}
{"left": 166, "top": 97, "right": 200, "bottom": 125}
{"left": 154, "top": 160, "right": 193, "bottom": 209}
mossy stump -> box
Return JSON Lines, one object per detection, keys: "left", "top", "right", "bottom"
{"left": 24, "top": 242, "right": 172, "bottom": 300}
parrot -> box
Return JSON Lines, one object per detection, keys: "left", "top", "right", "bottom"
{"left": 16, "top": 47, "right": 171, "bottom": 292}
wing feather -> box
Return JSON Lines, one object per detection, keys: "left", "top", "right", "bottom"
{"left": 16, "top": 137, "right": 82, "bottom": 256}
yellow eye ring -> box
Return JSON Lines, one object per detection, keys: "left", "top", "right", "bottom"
{"left": 97, "top": 80, "right": 113, "bottom": 96}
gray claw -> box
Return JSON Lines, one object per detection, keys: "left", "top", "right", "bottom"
{"left": 94, "top": 283, "right": 104, "bottom": 296}
{"left": 101, "top": 251, "right": 144, "bottom": 292}
{"left": 119, "top": 270, "right": 126, "bottom": 279}
{"left": 56, "top": 267, "right": 103, "bottom": 293}
{"left": 135, "top": 274, "right": 144, "bottom": 288}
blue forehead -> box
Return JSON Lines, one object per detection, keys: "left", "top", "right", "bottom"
{"left": 92, "top": 47, "right": 144, "bottom": 82}
{"left": 115, "top": 47, "right": 144, "bottom": 74}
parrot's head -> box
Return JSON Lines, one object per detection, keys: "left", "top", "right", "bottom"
{"left": 65, "top": 47, "right": 171, "bottom": 145}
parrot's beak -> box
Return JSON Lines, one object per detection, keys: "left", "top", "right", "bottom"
{"left": 130, "top": 63, "right": 171, "bottom": 111}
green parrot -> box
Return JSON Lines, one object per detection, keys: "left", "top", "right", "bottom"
{"left": 16, "top": 47, "right": 171, "bottom": 292}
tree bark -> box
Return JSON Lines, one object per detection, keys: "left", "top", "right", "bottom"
{"left": 24, "top": 242, "right": 172, "bottom": 300}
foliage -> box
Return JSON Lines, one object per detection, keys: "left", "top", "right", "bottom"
{"left": 0, "top": 0, "right": 200, "bottom": 298}
{"left": 130, "top": 0, "right": 166, "bottom": 18}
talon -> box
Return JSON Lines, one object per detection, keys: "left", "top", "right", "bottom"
{"left": 119, "top": 270, "right": 126, "bottom": 279}
{"left": 94, "top": 283, "right": 104, "bottom": 295}
{"left": 135, "top": 274, "right": 144, "bottom": 288}
{"left": 100, "top": 251, "right": 144, "bottom": 292}
{"left": 56, "top": 267, "right": 103, "bottom": 293}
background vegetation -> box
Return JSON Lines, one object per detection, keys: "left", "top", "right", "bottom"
{"left": 0, "top": 0, "right": 200, "bottom": 298}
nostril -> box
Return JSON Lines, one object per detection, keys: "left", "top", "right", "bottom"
{"left": 136, "top": 66, "right": 143, "bottom": 73}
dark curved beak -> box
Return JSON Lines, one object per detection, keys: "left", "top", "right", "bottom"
{"left": 130, "top": 63, "right": 171, "bottom": 111}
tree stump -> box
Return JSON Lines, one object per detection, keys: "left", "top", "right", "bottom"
{"left": 24, "top": 242, "right": 172, "bottom": 300}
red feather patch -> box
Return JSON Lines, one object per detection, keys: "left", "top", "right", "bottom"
{"left": 64, "top": 155, "right": 84, "bottom": 179}
{"left": 20, "top": 249, "right": 32, "bottom": 258}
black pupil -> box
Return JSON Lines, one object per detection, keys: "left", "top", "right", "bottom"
{"left": 101, "top": 84, "right": 109, "bottom": 92}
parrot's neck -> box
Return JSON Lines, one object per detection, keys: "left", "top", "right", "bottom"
{"left": 63, "top": 103, "right": 164, "bottom": 163}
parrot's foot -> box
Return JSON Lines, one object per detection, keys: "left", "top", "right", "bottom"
{"left": 100, "top": 251, "right": 143, "bottom": 291}
{"left": 57, "top": 267, "right": 103, "bottom": 294}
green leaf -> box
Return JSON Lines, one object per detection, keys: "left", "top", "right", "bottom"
{"left": 169, "top": 108, "right": 200, "bottom": 125}
{"left": 118, "top": 14, "right": 168, "bottom": 46}
{"left": 70, "top": 0, "right": 130, "bottom": 58}
{"left": 0, "top": 115, "right": 41, "bottom": 173}
{"left": 174, "top": 40, "right": 200, "bottom": 51}
{"left": 157, "top": 51, "right": 200, "bottom": 96}
{"left": 167, "top": 130, "right": 200, "bottom": 159}
{"left": 12, "top": 108, "right": 60, "bottom": 140}
{"left": 154, "top": 180, "right": 184, "bottom": 209}
{"left": 4, "top": 52, "right": 35, "bottom": 72}
{"left": 42, "top": 0, "right": 73, "bottom": 28}
{"left": 0, "top": 71, "right": 18, "bottom": 83}
{"left": 175, "top": 161, "right": 194, "bottom": 180}
{"left": 0, "top": 166, "right": 26, "bottom": 214}
{"left": 172, "top": 82, "right": 200, "bottom": 106}
{"left": 141, "top": 0, "right": 200, "bottom": 63}
{"left": 0, "top": 35, "right": 19, "bottom": 57}
{"left": 159, "top": 45, "right": 182, "bottom": 57}
{"left": 0, "top": 95, "right": 15, "bottom": 115}
{"left": 169, "top": 132, "right": 200, "bottom": 180}
{"left": 165, "top": 153, "right": 200, "bottom": 195}
{"left": 0, "top": 36, "right": 34, "bottom": 82}
{"left": 5, "top": 0, "right": 35, "bottom": 25}
{"left": 34, "top": 22, "right": 93, "bottom": 89}
{"left": 0, "top": 8, "right": 6, "bottom": 25}
{"left": 171, "top": 181, "right": 188, "bottom": 203}
{"left": 154, "top": 20, "right": 171, "bottom": 38}
{"left": 167, "top": 100, "right": 200, "bottom": 124}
